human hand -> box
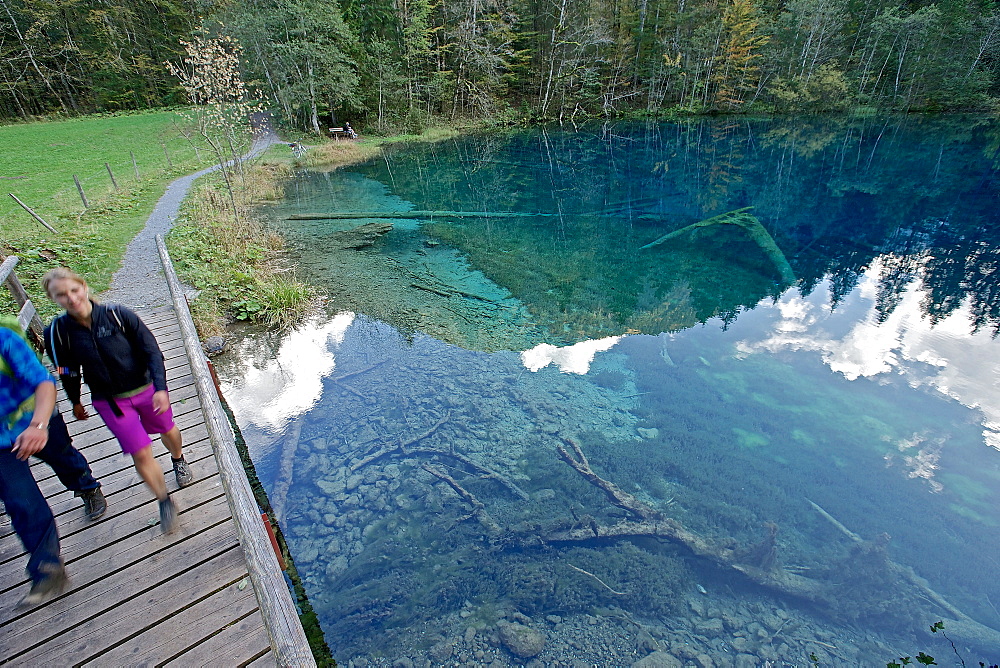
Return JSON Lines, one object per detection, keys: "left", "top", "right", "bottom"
{"left": 12, "top": 425, "right": 48, "bottom": 461}
{"left": 153, "top": 390, "right": 170, "bottom": 415}
{"left": 73, "top": 403, "right": 90, "bottom": 420}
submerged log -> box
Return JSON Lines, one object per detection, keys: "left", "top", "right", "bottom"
{"left": 271, "top": 417, "right": 303, "bottom": 524}
{"left": 408, "top": 447, "right": 529, "bottom": 500}
{"left": 556, "top": 437, "right": 656, "bottom": 520}
{"left": 290, "top": 211, "right": 566, "bottom": 220}
{"left": 422, "top": 463, "right": 501, "bottom": 533}
{"left": 349, "top": 412, "right": 451, "bottom": 472}
{"left": 807, "top": 498, "right": 977, "bottom": 626}
{"left": 547, "top": 437, "right": 1000, "bottom": 650}
{"left": 640, "top": 207, "right": 797, "bottom": 285}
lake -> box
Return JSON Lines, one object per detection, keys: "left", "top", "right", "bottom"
{"left": 215, "top": 117, "right": 1000, "bottom": 665}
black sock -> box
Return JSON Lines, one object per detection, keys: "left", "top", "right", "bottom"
{"left": 171, "top": 456, "right": 185, "bottom": 463}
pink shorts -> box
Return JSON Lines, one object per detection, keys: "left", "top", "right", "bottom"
{"left": 92, "top": 384, "right": 176, "bottom": 455}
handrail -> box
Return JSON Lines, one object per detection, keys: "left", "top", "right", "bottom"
{"left": 155, "top": 235, "right": 316, "bottom": 667}
{"left": 1, "top": 255, "right": 46, "bottom": 349}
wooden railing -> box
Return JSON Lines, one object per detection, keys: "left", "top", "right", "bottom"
{"left": 154, "top": 235, "right": 316, "bottom": 667}
{"left": 1, "top": 255, "right": 46, "bottom": 350}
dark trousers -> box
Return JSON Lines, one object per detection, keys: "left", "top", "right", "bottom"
{"left": 31, "top": 412, "right": 99, "bottom": 494}
{"left": 0, "top": 412, "right": 98, "bottom": 583}
{"left": 0, "top": 447, "right": 60, "bottom": 583}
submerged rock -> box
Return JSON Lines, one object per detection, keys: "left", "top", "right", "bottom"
{"left": 497, "top": 621, "right": 545, "bottom": 658}
{"left": 631, "top": 650, "right": 683, "bottom": 668}
{"left": 334, "top": 222, "right": 394, "bottom": 249}
{"left": 202, "top": 336, "right": 225, "bottom": 355}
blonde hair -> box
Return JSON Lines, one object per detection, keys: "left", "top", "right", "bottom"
{"left": 42, "top": 267, "right": 89, "bottom": 299}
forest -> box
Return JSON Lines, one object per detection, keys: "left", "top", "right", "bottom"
{"left": 2, "top": 0, "right": 1000, "bottom": 130}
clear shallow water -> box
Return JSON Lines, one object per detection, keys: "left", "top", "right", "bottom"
{"left": 218, "top": 118, "right": 1000, "bottom": 665}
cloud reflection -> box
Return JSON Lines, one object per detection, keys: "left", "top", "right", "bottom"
{"left": 521, "top": 336, "right": 623, "bottom": 374}
{"left": 736, "top": 258, "right": 1000, "bottom": 450}
{"left": 222, "top": 312, "right": 356, "bottom": 432}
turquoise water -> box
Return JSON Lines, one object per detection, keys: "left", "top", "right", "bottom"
{"left": 218, "top": 117, "right": 1000, "bottom": 664}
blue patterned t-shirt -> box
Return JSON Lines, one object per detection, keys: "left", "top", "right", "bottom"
{"left": 0, "top": 327, "right": 55, "bottom": 449}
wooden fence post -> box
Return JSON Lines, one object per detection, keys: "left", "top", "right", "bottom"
{"left": 131, "top": 151, "right": 141, "bottom": 180}
{"left": 8, "top": 194, "right": 57, "bottom": 233}
{"left": 105, "top": 162, "right": 119, "bottom": 191}
{"left": 162, "top": 143, "right": 172, "bottom": 168}
{"left": 73, "top": 174, "right": 89, "bottom": 208}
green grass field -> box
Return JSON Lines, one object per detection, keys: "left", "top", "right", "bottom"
{"left": 1, "top": 110, "right": 212, "bottom": 236}
{"left": 0, "top": 110, "right": 230, "bottom": 314}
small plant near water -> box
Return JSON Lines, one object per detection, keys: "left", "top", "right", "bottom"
{"left": 885, "top": 621, "right": 999, "bottom": 668}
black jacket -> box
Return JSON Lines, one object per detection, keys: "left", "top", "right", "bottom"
{"left": 43, "top": 302, "right": 167, "bottom": 405}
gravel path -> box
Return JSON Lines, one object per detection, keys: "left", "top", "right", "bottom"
{"left": 100, "top": 126, "right": 281, "bottom": 308}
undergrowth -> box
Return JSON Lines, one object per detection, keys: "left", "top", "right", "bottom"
{"left": 167, "top": 162, "right": 317, "bottom": 336}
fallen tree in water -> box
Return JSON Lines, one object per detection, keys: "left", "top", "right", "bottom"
{"left": 515, "top": 436, "right": 1000, "bottom": 653}
{"left": 640, "top": 207, "right": 797, "bottom": 286}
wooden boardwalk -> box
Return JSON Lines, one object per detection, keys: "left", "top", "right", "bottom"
{"left": 0, "top": 301, "right": 307, "bottom": 666}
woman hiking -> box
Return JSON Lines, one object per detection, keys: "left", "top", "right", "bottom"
{"left": 42, "top": 268, "right": 192, "bottom": 534}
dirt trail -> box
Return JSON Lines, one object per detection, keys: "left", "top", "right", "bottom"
{"left": 101, "top": 122, "right": 281, "bottom": 308}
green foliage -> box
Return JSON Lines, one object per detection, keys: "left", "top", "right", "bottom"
{"left": 887, "top": 621, "right": 1000, "bottom": 668}
{"left": 167, "top": 174, "right": 316, "bottom": 333}
{"left": 0, "top": 0, "right": 197, "bottom": 119}
{"left": 220, "top": 0, "right": 359, "bottom": 134}
{"left": 769, "top": 64, "right": 852, "bottom": 112}
{"left": 4, "top": 0, "right": 1000, "bottom": 122}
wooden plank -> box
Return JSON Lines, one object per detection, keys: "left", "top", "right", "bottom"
{"left": 0, "top": 432, "right": 216, "bottom": 543}
{"left": 35, "top": 395, "right": 204, "bottom": 468}
{"left": 17, "top": 299, "right": 36, "bottom": 331}
{"left": 0, "top": 494, "right": 236, "bottom": 611}
{"left": 0, "top": 523, "right": 241, "bottom": 655}
{"left": 0, "top": 255, "right": 18, "bottom": 284}
{"left": 9, "top": 548, "right": 251, "bottom": 665}
{"left": 0, "top": 474, "right": 229, "bottom": 588}
{"left": 58, "top": 381, "right": 201, "bottom": 442}
{"left": 48, "top": 445, "right": 221, "bottom": 540}
{"left": 32, "top": 425, "right": 212, "bottom": 505}
{"left": 30, "top": 397, "right": 207, "bottom": 487}
{"left": 0, "top": 290, "right": 313, "bottom": 667}
{"left": 156, "top": 236, "right": 315, "bottom": 666}
{"left": 87, "top": 587, "right": 262, "bottom": 666}
{"left": 246, "top": 650, "right": 279, "bottom": 667}
{"left": 163, "top": 611, "right": 272, "bottom": 667}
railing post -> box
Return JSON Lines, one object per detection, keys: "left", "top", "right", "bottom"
{"left": 1, "top": 255, "right": 47, "bottom": 349}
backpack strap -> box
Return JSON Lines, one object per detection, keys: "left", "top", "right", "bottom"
{"left": 49, "top": 313, "right": 69, "bottom": 375}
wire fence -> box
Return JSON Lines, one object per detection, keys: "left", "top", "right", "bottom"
{"left": 3, "top": 134, "right": 214, "bottom": 236}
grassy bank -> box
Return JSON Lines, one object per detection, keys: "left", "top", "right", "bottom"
{"left": 167, "top": 157, "right": 317, "bottom": 334}
{"left": 0, "top": 110, "right": 218, "bottom": 318}
{"left": 1, "top": 110, "right": 459, "bottom": 331}
{"left": 167, "top": 127, "right": 461, "bottom": 335}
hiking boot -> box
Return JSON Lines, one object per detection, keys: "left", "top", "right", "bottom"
{"left": 158, "top": 496, "right": 178, "bottom": 535}
{"left": 172, "top": 457, "right": 193, "bottom": 487}
{"left": 18, "top": 562, "right": 69, "bottom": 607}
{"left": 79, "top": 487, "right": 107, "bottom": 521}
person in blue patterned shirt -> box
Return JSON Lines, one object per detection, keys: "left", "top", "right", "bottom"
{"left": 0, "top": 325, "right": 104, "bottom": 606}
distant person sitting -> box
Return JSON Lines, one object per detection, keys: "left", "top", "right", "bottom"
{"left": 1, "top": 324, "right": 106, "bottom": 606}
{"left": 329, "top": 123, "right": 358, "bottom": 140}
